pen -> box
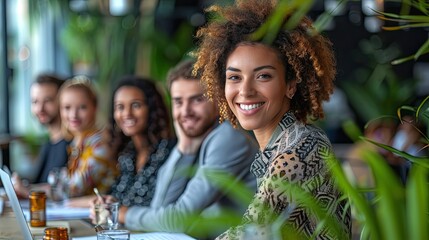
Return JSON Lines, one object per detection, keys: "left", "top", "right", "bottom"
{"left": 93, "top": 188, "right": 114, "bottom": 227}
{"left": 93, "top": 188, "right": 104, "bottom": 203}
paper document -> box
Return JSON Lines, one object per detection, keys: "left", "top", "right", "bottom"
{"left": 73, "top": 232, "right": 196, "bottom": 240}
{"left": 29, "top": 220, "right": 70, "bottom": 235}
{"left": 20, "top": 199, "right": 90, "bottom": 220}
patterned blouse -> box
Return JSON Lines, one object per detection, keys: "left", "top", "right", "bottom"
{"left": 67, "top": 129, "right": 118, "bottom": 197}
{"left": 217, "top": 112, "right": 351, "bottom": 239}
{"left": 110, "top": 139, "right": 175, "bottom": 207}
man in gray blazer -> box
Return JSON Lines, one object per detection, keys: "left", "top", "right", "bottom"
{"left": 118, "top": 59, "right": 258, "bottom": 237}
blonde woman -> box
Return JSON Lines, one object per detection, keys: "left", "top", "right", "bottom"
{"left": 59, "top": 77, "right": 117, "bottom": 202}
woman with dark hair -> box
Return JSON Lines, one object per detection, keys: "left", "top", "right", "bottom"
{"left": 194, "top": 0, "right": 351, "bottom": 239}
{"left": 108, "top": 75, "right": 175, "bottom": 207}
{"left": 76, "top": 76, "right": 174, "bottom": 209}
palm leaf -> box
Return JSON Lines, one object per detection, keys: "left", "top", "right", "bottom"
{"left": 283, "top": 0, "right": 313, "bottom": 30}
{"left": 326, "top": 154, "right": 381, "bottom": 240}
{"left": 414, "top": 38, "right": 429, "bottom": 59}
{"left": 374, "top": 10, "right": 429, "bottom": 21}
{"left": 342, "top": 120, "right": 363, "bottom": 142}
{"left": 382, "top": 23, "right": 429, "bottom": 30}
{"left": 406, "top": 164, "right": 429, "bottom": 240}
{"left": 250, "top": 0, "right": 313, "bottom": 44}
{"left": 313, "top": 11, "right": 335, "bottom": 32}
{"left": 415, "top": 95, "right": 429, "bottom": 120}
{"left": 362, "top": 151, "right": 406, "bottom": 240}
{"left": 378, "top": 15, "right": 429, "bottom": 23}
{"left": 374, "top": 2, "right": 429, "bottom": 63}
{"left": 363, "top": 137, "right": 429, "bottom": 168}
{"left": 391, "top": 54, "right": 420, "bottom": 65}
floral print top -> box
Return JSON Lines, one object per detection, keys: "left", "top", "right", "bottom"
{"left": 67, "top": 129, "right": 118, "bottom": 197}
{"left": 217, "top": 112, "right": 351, "bottom": 239}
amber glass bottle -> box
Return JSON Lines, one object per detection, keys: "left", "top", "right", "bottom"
{"left": 43, "top": 227, "right": 69, "bottom": 240}
{"left": 57, "top": 227, "right": 69, "bottom": 240}
{"left": 29, "top": 191, "right": 46, "bottom": 227}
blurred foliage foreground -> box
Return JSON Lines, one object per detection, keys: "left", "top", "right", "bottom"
{"left": 180, "top": 1, "right": 429, "bottom": 239}
{"left": 179, "top": 101, "right": 429, "bottom": 240}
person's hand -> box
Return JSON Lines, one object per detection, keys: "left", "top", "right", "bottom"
{"left": 11, "top": 172, "right": 30, "bottom": 199}
{"left": 174, "top": 120, "right": 206, "bottom": 155}
{"left": 89, "top": 195, "right": 117, "bottom": 224}
{"left": 118, "top": 205, "right": 128, "bottom": 224}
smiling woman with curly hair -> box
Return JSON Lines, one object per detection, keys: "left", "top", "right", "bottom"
{"left": 194, "top": 0, "right": 351, "bottom": 239}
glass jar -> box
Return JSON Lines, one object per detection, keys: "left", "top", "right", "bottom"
{"left": 43, "top": 227, "right": 69, "bottom": 240}
{"left": 57, "top": 227, "right": 69, "bottom": 240}
{"left": 29, "top": 191, "right": 46, "bottom": 227}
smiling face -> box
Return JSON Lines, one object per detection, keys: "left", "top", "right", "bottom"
{"left": 113, "top": 86, "right": 148, "bottom": 137}
{"left": 225, "top": 44, "right": 294, "bottom": 137}
{"left": 171, "top": 78, "right": 218, "bottom": 137}
{"left": 30, "top": 83, "right": 60, "bottom": 126}
{"left": 60, "top": 88, "right": 97, "bottom": 134}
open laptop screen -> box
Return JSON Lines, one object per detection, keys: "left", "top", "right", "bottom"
{"left": 0, "top": 168, "right": 33, "bottom": 240}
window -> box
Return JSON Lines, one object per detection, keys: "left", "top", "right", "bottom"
{"left": 0, "top": 0, "right": 8, "bottom": 134}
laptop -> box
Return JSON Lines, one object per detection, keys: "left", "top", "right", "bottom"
{"left": 0, "top": 168, "right": 34, "bottom": 240}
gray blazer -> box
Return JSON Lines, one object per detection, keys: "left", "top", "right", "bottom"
{"left": 125, "top": 121, "right": 258, "bottom": 232}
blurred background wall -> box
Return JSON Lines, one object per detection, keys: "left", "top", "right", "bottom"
{"left": 0, "top": 0, "right": 428, "bottom": 179}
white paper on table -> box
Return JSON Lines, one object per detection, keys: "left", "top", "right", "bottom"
{"left": 72, "top": 232, "right": 197, "bottom": 240}
{"left": 20, "top": 199, "right": 90, "bottom": 220}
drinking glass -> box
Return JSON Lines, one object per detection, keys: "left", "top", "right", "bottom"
{"left": 47, "top": 167, "right": 69, "bottom": 201}
{"left": 97, "top": 229, "right": 130, "bottom": 240}
{"left": 94, "top": 202, "right": 119, "bottom": 230}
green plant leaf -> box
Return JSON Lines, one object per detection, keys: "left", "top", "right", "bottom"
{"left": 313, "top": 11, "right": 334, "bottom": 32}
{"left": 250, "top": 0, "right": 314, "bottom": 44}
{"left": 391, "top": 54, "right": 419, "bottom": 65}
{"left": 205, "top": 169, "right": 255, "bottom": 205}
{"left": 416, "top": 95, "right": 429, "bottom": 121}
{"left": 361, "top": 151, "right": 405, "bottom": 240}
{"left": 342, "top": 82, "right": 382, "bottom": 121}
{"left": 363, "top": 137, "right": 429, "bottom": 167}
{"left": 407, "top": 164, "right": 429, "bottom": 240}
{"left": 382, "top": 22, "right": 429, "bottom": 30}
{"left": 283, "top": 0, "right": 313, "bottom": 30}
{"left": 326, "top": 154, "right": 381, "bottom": 239}
{"left": 414, "top": 38, "right": 429, "bottom": 60}
{"left": 374, "top": 10, "right": 429, "bottom": 21}
{"left": 397, "top": 105, "right": 417, "bottom": 120}
{"left": 342, "top": 120, "right": 363, "bottom": 142}
{"left": 378, "top": 15, "right": 428, "bottom": 23}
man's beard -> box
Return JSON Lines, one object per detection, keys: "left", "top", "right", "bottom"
{"left": 40, "top": 115, "right": 59, "bottom": 126}
{"left": 179, "top": 119, "right": 216, "bottom": 138}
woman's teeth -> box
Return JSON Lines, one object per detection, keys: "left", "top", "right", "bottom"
{"left": 239, "top": 103, "right": 263, "bottom": 110}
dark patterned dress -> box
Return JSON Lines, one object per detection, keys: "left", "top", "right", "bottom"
{"left": 217, "top": 112, "right": 351, "bottom": 239}
{"left": 110, "top": 139, "right": 175, "bottom": 207}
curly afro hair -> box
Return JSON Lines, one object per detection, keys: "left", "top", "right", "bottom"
{"left": 194, "top": 0, "right": 336, "bottom": 126}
